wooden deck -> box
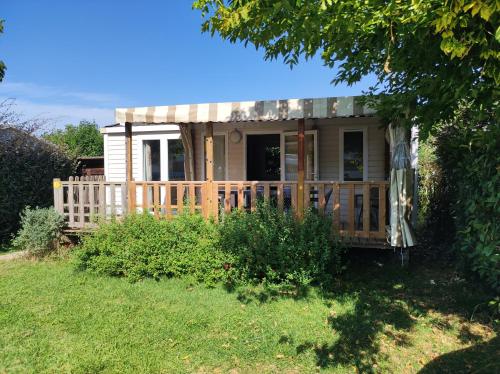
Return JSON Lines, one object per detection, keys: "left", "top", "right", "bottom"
{"left": 53, "top": 178, "right": 389, "bottom": 247}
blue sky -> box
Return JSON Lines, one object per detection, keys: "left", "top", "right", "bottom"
{"left": 0, "top": 1, "right": 375, "bottom": 128}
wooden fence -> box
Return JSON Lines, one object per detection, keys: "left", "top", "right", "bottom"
{"left": 53, "top": 177, "right": 127, "bottom": 229}
{"left": 54, "top": 179, "right": 388, "bottom": 239}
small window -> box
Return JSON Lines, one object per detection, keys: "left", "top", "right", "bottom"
{"left": 343, "top": 131, "right": 364, "bottom": 181}
{"left": 143, "top": 140, "right": 161, "bottom": 181}
{"left": 168, "top": 139, "right": 185, "bottom": 181}
{"left": 204, "top": 134, "right": 227, "bottom": 181}
{"left": 213, "top": 135, "right": 226, "bottom": 181}
{"left": 284, "top": 133, "right": 316, "bottom": 181}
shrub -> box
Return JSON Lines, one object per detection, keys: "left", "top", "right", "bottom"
{"left": 12, "top": 207, "right": 66, "bottom": 258}
{"left": 75, "top": 204, "right": 344, "bottom": 287}
{"left": 422, "top": 102, "right": 499, "bottom": 291}
{"left": 219, "top": 203, "right": 344, "bottom": 287}
{"left": 0, "top": 127, "right": 74, "bottom": 243}
{"left": 75, "top": 213, "right": 232, "bottom": 285}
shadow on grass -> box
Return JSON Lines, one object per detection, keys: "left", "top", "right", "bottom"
{"left": 241, "top": 248, "right": 496, "bottom": 372}
{"left": 418, "top": 336, "right": 500, "bottom": 374}
{"left": 224, "top": 281, "right": 311, "bottom": 304}
{"left": 294, "top": 267, "right": 420, "bottom": 371}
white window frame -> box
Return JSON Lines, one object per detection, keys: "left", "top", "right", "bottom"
{"left": 339, "top": 127, "right": 368, "bottom": 182}
{"left": 282, "top": 130, "right": 318, "bottom": 181}
{"left": 201, "top": 131, "right": 229, "bottom": 180}
{"left": 242, "top": 129, "right": 319, "bottom": 181}
{"left": 242, "top": 130, "right": 283, "bottom": 181}
{"left": 136, "top": 133, "right": 182, "bottom": 181}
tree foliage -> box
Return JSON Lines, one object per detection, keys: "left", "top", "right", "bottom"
{"left": 422, "top": 103, "right": 499, "bottom": 291}
{"left": 0, "top": 100, "right": 74, "bottom": 243}
{"left": 43, "top": 120, "right": 104, "bottom": 158}
{"left": 0, "top": 19, "right": 5, "bottom": 81}
{"left": 193, "top": 0, "right": 499, "bottom": 136}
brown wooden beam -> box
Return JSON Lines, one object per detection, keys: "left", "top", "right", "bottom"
{"left": 205, "top": 122, "right": 214, "bottom": 216}
{"left": 297, "top": 118, "right": 305, "bottom": 219}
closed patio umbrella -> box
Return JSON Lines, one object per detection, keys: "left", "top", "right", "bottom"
{"left": 389, "top": 124, "right": 416, "bottom": 248}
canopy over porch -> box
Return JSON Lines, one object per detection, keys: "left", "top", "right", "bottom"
{"left": 115, "top": 96, "right": 376, "bottom": 125}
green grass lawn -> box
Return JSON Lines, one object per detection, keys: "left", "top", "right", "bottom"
{"left": 0, "top": 257, "right": 497, "bottom": 373}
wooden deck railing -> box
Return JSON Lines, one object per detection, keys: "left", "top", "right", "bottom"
{"left": 54, "top": 179, "right": 388, "bottom": 239}
{"left": 53, "top": 177, "right": 127, "bottom": 229}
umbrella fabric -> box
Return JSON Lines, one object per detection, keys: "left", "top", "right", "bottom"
{"left": 389, "top": 124, "right": 416, "bottom": 247}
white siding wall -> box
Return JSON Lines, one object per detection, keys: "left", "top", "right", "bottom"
{"left": 193, "top": 117, "right": 386, "bottom": 181}
{"left": 104, "top": 133, "right": 139, "bottom": 182}
{"left": 104, "top": 117, "right": 387, "bottom": 182}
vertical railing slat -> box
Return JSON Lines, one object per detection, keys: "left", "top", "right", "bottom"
{"left": 142, "top": 183, "right": 148, "bottom": 213}
{"left": 212, "top": 183, "right": 219, "bottom": 220}
{"left": 200, "top": 182, "right": 207, "bottom": 218}
{"left": 99, "top": 181, "right": 105, "bottom": 220}
{"left": 291, "top": 184, "right": 297, "bottom": 215}
{"left": 110, "top": 183, "right": 116, "bottom": 217}
{"left": 153, "top": 183, "right": 160, "bottom": 218}
{"left": 333, "top": 183, "right": 340, "bottom": 231}
{"left": 237, "top": 183, "right": 244, "bottom": 210}
{"left": 250, "top": 183, "right": 257, "bottom": 212}
{"left": 68, "top": 182, "right": 75, "bottom": 227}
{"left": 263, "top": 183, "right": 270, "bottom": 202}
{"left": 121, "top": 183, "right": 127, "bottom": 216}
{"left": 165, "top": 183, "right": 172, "bottom": 219}
{"left": 189, "top": 183, "right": 195, "bottom": 213}
{"left": 303, "top": 183, "right": 310, "bottom": 210}
{"left": 277, "top": 183, "right": 284, "bottom": 212}
{"left": 89, "top": 182, "right": 95, "bottom": 225}
{"left": 379, "top": 183, "right": 386, "bottom": 238}
{"left": 78, "top": 183, "right": 85, "bottom": 227}
{"left": 177, "top": 183, "right": 184, "bottom": 214}
{"left": 363, "top": 183, "right": 370, "bottom": 237}
{"left": 224, "top": 183, "right": 231, "bottom": 213}
{"left": 348, "top": 183, "right": 355, "bottom": 236}
{"left": 318, "top": 183, "right": 325, "bottom": 215}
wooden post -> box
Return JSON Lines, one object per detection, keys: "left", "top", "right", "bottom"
{"left": 125, "top": 122, "right": 135, "bottom": 213}
{"left": 52, "top": 178, "right": 63, "bottom": 214}
{"left": 297, "top": 118, "right": 305, "bottom": 220}
{"left": 205, "top": 122, "right": 214, "bottom": 217}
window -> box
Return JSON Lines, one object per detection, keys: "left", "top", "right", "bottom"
{"left": 284, "top": 132, "right": 317, "bottom": 181}
{"left": 213, "top": 135, "right": 226, "bottom": 181}
{"left": 341, "top": 130, "right": 366, "bottom": 181}
{"left": 168, "top": 139, "right": 185, "bottom": 181}
{"left": 204, "top": 134, "right": 227, "bottom": 180}
{"left": 143, "top": 140, "right": 161, "bottom": 181}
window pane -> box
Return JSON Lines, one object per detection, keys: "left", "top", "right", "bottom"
{"left": 214, "top": 135, "right": 226, "bottom": 181}
{"left": 285, "top": 135, "right": 297, "bottom": 180}
{"left": 168, "top": 139, "right": 185, "bottom": 181}
{"left": 285, "top": 133, "right": 315, "bottom": 181}
{"left": 343, "top": 131, "right": 363, "bottom": 181}
{"left": 143, "top": 140, "right": 161, "bottom": 181}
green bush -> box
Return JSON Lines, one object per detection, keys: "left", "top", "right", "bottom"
{"left": 219, "top": 203, "right": 344, "bottom": 287}
{"left": 0, "top": 127, "right": 74, "bottom": 243}
{"left": 422, "top": 103, "right": 499, "bottom": 291}
{"left": 12, "top": 207, "right": 65, "bottom": 258}
{"left": 75, "top": 213, "right": 232, "bottom": 285}
{"left": 75, "top": 205, "right": 344, "bottom": 288}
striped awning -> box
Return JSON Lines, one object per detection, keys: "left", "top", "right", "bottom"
{"left": 115, "top": 96, "right": 375, "bottom": 124}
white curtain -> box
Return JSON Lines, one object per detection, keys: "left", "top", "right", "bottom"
{"left": 389, "top": 124, "right": 416, "bottom": 247}
{"left": 179, "top": 123, "right": 194, "bottom": 181}
{"left": 144, "top": 142, "right": 153, "bottom": 181}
